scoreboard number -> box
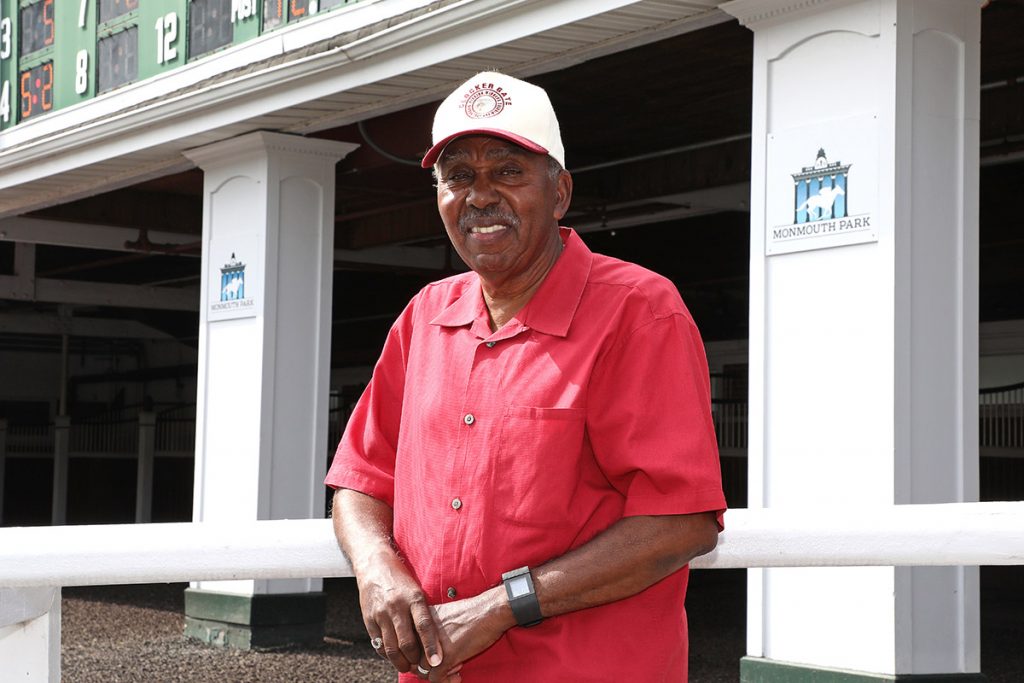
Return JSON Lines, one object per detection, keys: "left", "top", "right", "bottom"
{"left": 232, "top": 0, "right": 257, "bottom": 23}
{"left": 1, "top": 17, "right": 11, "bottom": 59}
{"left": 75, "top": 49, "right": 89, "bottom": 94}
{"left": 0, "top": 81, "right": 10, "bottom": 122}
{"left": 155, "top": 12, "right": 178, "bottom": 65}
{"left": 20, "top": 61, "right": 53, "bottom": 120}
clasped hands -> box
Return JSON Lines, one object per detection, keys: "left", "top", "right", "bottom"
{"left": 360, "top": 566, "right": 511, "bottom": 683}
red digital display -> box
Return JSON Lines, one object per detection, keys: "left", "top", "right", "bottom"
{"left": 264, "top": 0, "right": 285, "bottom": 30}
{"left": 19, "top": 0, "right": 55, "bottom": 56}
{"left": 289, "top": 0, "right": 312, "bottom": 20}
{"left": 19, "top": 61, "right": 54, "bottom": 121}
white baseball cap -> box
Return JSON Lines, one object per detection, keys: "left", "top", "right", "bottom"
{"left": 421, "top": 71, "right": 565, "bottom": 169}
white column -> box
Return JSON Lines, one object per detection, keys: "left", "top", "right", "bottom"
{"left": 182, "top": 132, "right": 356, "bottom": 647}
{"left": 135, "top": 411, "right": 156, "bottom": 524}
{"left": 721, "top": 0, "right": 981, "bottom": 680}
{"left": 0, "top": 587, "right": 60, "bottom": 683}
{"left": 50, "top": 417, "right": 70, "bottom": 526}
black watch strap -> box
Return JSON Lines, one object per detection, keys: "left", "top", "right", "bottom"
{"left": 501, "top": 566, "right": 543, "bottom": 627}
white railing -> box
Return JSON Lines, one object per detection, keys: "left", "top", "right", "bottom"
{"left": 3, "top": 502, "right": 1023, "bottom": 588}
{"left": 2, "top": 501, "right": 1023, "bottom": 680}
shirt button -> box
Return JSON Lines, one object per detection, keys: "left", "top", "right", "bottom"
{"left": 447, "top": 587, "right": 457, "bottom": 599}
{"left": 451, "top": 497, "right": 462, "bottom": 510}
{"left": 486, "top": 341, "right": 496, "bottom": 348}
{"left": 463, "top": 413, "right": 475, "bottom": 425}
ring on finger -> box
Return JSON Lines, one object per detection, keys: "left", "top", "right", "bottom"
{"left": 370, "top": 636, "right": 383, "bottom": 650}
{"left": 416, "top": 664, "right": 431, "bottom": 676}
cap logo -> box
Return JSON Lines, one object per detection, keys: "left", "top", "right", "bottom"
{"left": 460, "top": 82, "right": 512, "bottom": 119}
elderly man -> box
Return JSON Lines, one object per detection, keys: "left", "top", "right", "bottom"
{"left": 327, "top": 71, "right": 726, "bottom": 682}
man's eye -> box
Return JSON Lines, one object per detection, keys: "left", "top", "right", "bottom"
{"left": 443, "top": 171, "right": 471, "bottom": 184}
{"left": 498, "top": 166, "right": 522, "bottom": 176}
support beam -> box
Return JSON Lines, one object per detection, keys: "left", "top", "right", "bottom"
{"left": 0, "top": 217, "right": 199, "bottom": 254}
{"left": 0, "top": 312, "right": 176, "bottom": 339}
{"left": 185, "top": 131, "right": 357, "bottom": 650}
{"left": 0, "top": 587, "right": 60, "bottom": 683}
{"left": 722, "top": 0, "right": 981, "bottom": 679}
{"left": 0, "top": 276, "right": 199, "bottom": 311}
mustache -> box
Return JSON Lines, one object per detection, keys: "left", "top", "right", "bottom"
{"left": 459, "top": 208, "right": 520, "bottom": 232}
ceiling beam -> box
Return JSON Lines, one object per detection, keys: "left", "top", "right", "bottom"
{"left": 0, "top": 274, "right": 198, "bottom": 311}
{"left": 0, "top": 217, "right": 200, "bottom": 254}
{"left": 29, "top": 190, "right": 203, "bottom": 237}
{"left": 0, "top": 312, "right": 176, "bottom": 339}
{"left": 334, "top": 245, "right": 449, "bottom": 271}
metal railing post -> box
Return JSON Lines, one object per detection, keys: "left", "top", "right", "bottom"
{"left": 135, "top": 412, "right": 156, "bottom": 523}
{"left": 50, "top": 417, "right": 70, "bottom": 526}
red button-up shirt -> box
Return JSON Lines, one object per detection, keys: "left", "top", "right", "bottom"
{"left": 326, "top": 228, "right": 726, "bottom": 682}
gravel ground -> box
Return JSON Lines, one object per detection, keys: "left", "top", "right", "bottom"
{"left": 60, "top": 568, "right": 1021, "bottom": 682}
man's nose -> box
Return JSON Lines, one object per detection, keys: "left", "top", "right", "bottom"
{"left": 466, "top": 174, "right": 499, "bottom": 208}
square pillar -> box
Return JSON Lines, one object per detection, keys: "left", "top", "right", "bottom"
{"left": 721, "top": 0, "right": 982, "bottom": 680}
{"left": 183, "top": 132, "right": 357, "bottom": 649}
{"left": 134, "top": 411, "right": 156, "bottom": 523}
{"left": 0, "top": 587, "right": 60, "bottom": 683}
{"left": 50, "top": 416, "right": 70, "bottom": 526}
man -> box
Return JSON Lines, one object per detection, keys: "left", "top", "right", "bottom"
{"left": 327, "top": 71, "right": 726, "bottom": 682}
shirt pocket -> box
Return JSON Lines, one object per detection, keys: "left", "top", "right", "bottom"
{"left": 494, "top": 405, "right": 586, "bottom": 529}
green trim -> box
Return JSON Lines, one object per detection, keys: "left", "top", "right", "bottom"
{"left": 184, "top": 589, "right": 325, "bottom": 626}
{"left": 183, "top": 589, "right": 326, "bottom": 650}
{"left": 740, "top": 658, "right": 987, "bottom": 683}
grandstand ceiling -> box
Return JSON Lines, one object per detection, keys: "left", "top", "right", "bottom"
{"left": 1, "top": 1, "right": 1023, "bottom": 366}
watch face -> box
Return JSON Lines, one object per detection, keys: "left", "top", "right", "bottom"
{"left": 508, "top": 575, "right": 531, "bottom": 598}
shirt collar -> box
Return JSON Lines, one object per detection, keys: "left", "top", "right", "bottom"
{"left": 430, "top": 228, "right": 592, "bottom": 338}
{"left": 520, "top": 227, "right": 591, "bottom": 338}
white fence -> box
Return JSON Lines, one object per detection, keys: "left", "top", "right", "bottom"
{"left": 2, "top": 502, "right": 1024, "bottom": 681}
{"left": 980, "top": 381, "right": 1024, "bottom": 452}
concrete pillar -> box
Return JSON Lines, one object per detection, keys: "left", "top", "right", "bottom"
{"left": 50, "top": 416, "right": 70, "bottom": 526}
{"left": 721, "top": 0, "right": 982, "bottom": 680}
{"left": 182, "top": 132, "right": 357, "bottom": 649}
{"left": 0, "top": 587, "right": 60, "bottom": 683}
{"left": 135, "top": 411, "right": 156, "bottom": 524}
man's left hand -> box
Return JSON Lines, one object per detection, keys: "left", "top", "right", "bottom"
{"left": 416, "top": 586, "right": 514, "bottom": 682}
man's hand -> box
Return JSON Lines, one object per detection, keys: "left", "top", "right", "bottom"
{"left": 416, "top": 586, "right": 515, "bottom": 683}
{"left": 332, "top": 489, "right": 443, "bottom": 674}
{"left": 357, "top": 554, "right": 443, "bottom": 673}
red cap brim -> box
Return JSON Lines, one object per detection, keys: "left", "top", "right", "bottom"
{"left": 420, "top": 129, "right": 550, "bottom": 168}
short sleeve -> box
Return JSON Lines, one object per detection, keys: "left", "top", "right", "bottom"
{"left": 586, "top": 311, "right": 726, "bottom": 525}
{"left": 324, "top": 301, "right": 414, "bottom": 508}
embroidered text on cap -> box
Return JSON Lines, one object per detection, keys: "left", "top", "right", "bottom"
{"left": 460, "top": 82, "right": 513, "bottom": 119}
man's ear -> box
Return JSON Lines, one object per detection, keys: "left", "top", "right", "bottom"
{"left": 553, "top": 170, "right": 573, "bottom": 220}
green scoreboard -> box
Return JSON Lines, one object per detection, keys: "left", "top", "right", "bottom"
{"left": 0, "top": 0, "right": 361, "bottom": 130}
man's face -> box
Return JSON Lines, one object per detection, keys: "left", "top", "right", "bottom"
{"left": 435, "top": 136, "right": 572, "bottom": 282}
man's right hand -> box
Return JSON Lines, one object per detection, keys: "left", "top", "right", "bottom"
{"left": 358, "top": 554, "right": 443, "bottom": 673}
{"left": 332, "top": 488, "right": 444, "bottom": 675}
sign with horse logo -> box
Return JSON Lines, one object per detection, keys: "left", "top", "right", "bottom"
{"left": 766, "top": 114, "right": 878, "bottom": 256}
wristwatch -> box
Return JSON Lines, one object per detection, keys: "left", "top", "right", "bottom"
{"left": 501, "top": 566, "right": 543, "bottom": 627}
